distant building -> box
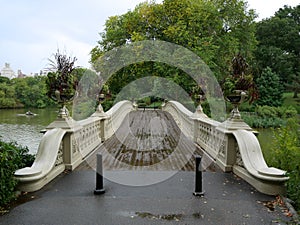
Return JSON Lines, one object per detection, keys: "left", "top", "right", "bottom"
{"left": 0, "top": 63, "right": 16, "bottom": 79}
{"left": 40, "top": 70, "right": 48, "bottom": 76}
{"left": 17, "top": 70, "right": 26, "bottom": 78}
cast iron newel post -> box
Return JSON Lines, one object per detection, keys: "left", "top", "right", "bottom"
{"left": 94, "top": 154, "right": 105, "bottom": 195}
{"left": 193, "top": 155, "right": 204, "bottom": 196}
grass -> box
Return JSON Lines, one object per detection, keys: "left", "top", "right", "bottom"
{"left": 257, "top": 128, "right": 274, "bottom": 161}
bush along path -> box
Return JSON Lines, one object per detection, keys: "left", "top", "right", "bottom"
{"left": 0, "top": 139, "right": 35, "bottom": 214}
{"left": 268, "top": 119, "right": 300, "bottom": 215}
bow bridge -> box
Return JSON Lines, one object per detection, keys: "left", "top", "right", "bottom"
{"left": 15, "top": 100, "right": 288, "bottom": 195}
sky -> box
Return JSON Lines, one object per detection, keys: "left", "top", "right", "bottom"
{"left": 0, "top": 0, "right": 299, "bottom": 75}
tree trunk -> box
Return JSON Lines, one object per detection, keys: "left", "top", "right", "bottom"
{"left": 293, "top": 91, "right": 298, "bottom": 98}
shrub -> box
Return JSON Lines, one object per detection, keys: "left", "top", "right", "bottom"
{"left": 257, "top": 105, "right": 279, "bottom": 118}
{"left": 242, "top": 105, "right": 297, "bottom": 128}
{"left": 282, "top": 106, "right": 298, "bottom": 118}
{"left": 0, "top": 140, "right": 34, "bottom": 207}
{"left": 102, "top": 99, "right": 114, "bottom": 112}
{"left": 269, "top": 119, "right": 300, "bottom": 211}
{"left": 242, "top": 115, "right": 284, "bottom": 128}
{"left": 238, "top": 102, "right": 256, "bottom": 112}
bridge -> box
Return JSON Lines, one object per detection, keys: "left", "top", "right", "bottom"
{"left": 14, "top": 100, "right": 289, "bottom": 195}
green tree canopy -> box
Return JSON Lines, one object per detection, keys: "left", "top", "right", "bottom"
{"left": 0, "top": 75, "right": 55, "bottom": 109}
{"left": 13, "top": 76, "right": 53, "bottom": 108}
{"left": 0, "top": 82, "right": 16, "bottom": 108}
{"left": 90, "top": 0, "right": 257, "bottom": 99}
{"left": 255, "top": 4, "right": 300, "bottom": 97}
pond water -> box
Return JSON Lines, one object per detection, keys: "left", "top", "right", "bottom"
{"left": 0, "top": 108, "right": 58, "bottom": 154}
{"left": 0, "top": 107, "right": 275, "bottom": 157}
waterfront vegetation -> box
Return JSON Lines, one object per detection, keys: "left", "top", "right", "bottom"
{"left": 258, "top": 120, "right": 300, "bottom": 212}
{"left": 0, "top": 139, "right": 34, "bottom": 209}
{"left": 0, "top": 75, "right": 55, "bottom": 109}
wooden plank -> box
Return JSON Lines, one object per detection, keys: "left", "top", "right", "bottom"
{"left": 77, "top": 110, "right": 204, "bottom": 171}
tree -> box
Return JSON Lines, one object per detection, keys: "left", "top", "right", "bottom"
{"left": 255, "top": 67, "right": 283, "bottom": 107}
{"left": 90, "top": 0, "right": 257, "bottom": 100}
{"left": 286, "top": 73, "right": 300, "bottom": 98}
{"left": 0, "top": 83, "right": 16, "bottom": 108}
{"left": 72, "top": 68, "right": 104, "bottom": 120}
{"left": 255, "top": 4, "right": 300, "bottom": 97}
{"left": 0, "top": 76, "right": 10, "bottom": 84}
{"left": 254, "top": 45, "right": 294, "bottom": 83}
{"left": 13, "top": 76, "right": 53, "bottom": 108}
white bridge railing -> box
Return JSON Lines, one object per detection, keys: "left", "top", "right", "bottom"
{"left": 15, "top": 100, "right": 134, "bottom": 192}
{"left": 15, "top": 100, "right": 288, "bottom": 195}
{"left": 162, "top": 101, "right": 289, "bottom": 195}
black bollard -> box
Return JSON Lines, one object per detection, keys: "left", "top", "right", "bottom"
{"left": 94, "top": 154, "right": 105, "bottom": 195}
{"left": 193, "top": 155, "right": 204, "bottom": 196}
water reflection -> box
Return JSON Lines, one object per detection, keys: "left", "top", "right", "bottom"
{"left": 0, "top": 108, "right": 57, "bottom": 155}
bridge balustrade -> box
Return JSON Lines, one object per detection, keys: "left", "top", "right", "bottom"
{"left": 15, "top": 100, "right": 288, "bottom": 195}
{"left": 162, "top": 101, "right": 289, "bottom": 195}
{"left": 14, "top": 100, "right": 134, "bottom": 192}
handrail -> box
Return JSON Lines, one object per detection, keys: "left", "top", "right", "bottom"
{"left": 14, "top": 128, "right": 66, "bottom": 191}
{"left": 162, "top": 101, "right": 194, "bottom": 139}
{"left": 104, "top": 100, "right": 135, "bottom": 140}
{"left": 232, "top": 130, "right": 288, "bottom": 181}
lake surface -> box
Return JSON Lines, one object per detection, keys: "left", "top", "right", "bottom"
{"left": 0, "top": 108, "right": 58, "bottom": 154}
{"left": 0, "top": 107, "right": 274, "bottom": 157}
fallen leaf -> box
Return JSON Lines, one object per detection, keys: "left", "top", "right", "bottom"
{"left": 284, "top": 212, "right": 293, "bottom": 217}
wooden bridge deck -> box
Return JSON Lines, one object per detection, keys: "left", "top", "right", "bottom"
{"left": 78, "top": 110, "right": 205, "bottom": 171}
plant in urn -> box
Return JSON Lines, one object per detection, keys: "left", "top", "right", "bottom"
{"left": 221, "top": 53, "right": 258, "bottom": 130}
{"left": 46, "top": 50, "right": 78, "bottom": 129}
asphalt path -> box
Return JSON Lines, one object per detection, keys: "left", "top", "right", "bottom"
{"left": 0, "top": 170, "right": 294, "bottom": 225}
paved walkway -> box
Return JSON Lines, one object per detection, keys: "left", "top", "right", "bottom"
{"left": 0, "top": 110, "right": 297, "bottom": 224}
{"left": 0, "top": 170, "right": 295, "bottom": 225}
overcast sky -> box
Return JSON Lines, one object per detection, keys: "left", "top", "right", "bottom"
{"left": 0, "top": 0, "right": 299, "bottom": 75}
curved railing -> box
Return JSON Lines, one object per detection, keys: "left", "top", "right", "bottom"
{"left": 232, "top": 130, "right": 288, "bottom": 195}
{"left": 162, "top": 100, "right": 289, "bottom": 195}
{"left": 103, "top": 100, "right": 135, "bottom": 140}
{"left": 161, "top": 101, "right": 194, "bottom": 139}
{"left": 14, "top": 100, "right": 135, "bottom": 192}
{"left": 14, "top": 128, "right": 67, "bottom": 192}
